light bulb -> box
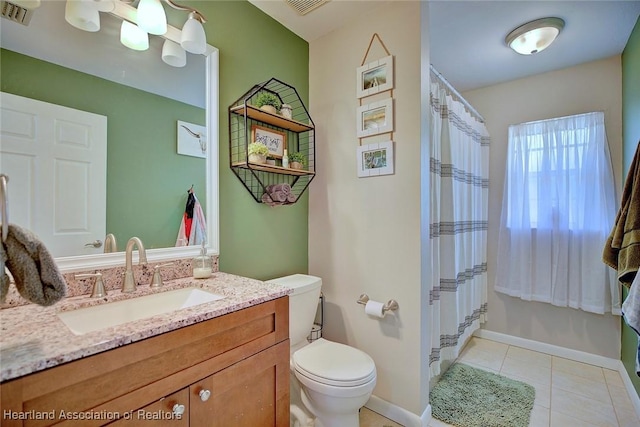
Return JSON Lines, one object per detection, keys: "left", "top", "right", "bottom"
{"left": 509, "top": 27, "right": 561, "bottom": 55}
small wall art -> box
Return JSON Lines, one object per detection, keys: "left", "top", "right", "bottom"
{"left": 356, "top": 55, "right": 394, "bottom": 99}
{"left": 177, "top": 121, "right": 207, "bottom": 158}
{"left": 357, "top": 140, "right": 394, "bottom": 178}
{"left": 356, "top": 98, "right": 393, "bottom": 138}
{"left": 251, "top": 125, "right": 286, "bottom": 158}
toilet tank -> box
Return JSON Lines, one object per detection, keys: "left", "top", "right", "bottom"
{"left": 266, "top": 274, "right": 321, "bottom": 348}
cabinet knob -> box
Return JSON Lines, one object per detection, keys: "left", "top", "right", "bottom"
{"left": 172, "top": 403, "right": 186, "bottom": 416}
{"left": 199, "top": 389, "right": 211, "bottom": 402}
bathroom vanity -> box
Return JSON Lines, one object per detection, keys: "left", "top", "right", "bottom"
{"left": 0, "top": 273, "right": 291, "bottom": 427}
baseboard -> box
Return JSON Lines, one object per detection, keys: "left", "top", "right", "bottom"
{"left": 474, "top": 329, "right": 640, "bottom": 418}
{"left": 365, "top": 394, "right": 427, "bottom": 427}
{"left": 617, "top": 360, "right": 640, "bottom": 417}
{"left": 474, "top": 329, "right": 620, "bottom": 370}
{"left": 420, "top": 404, "right": 432, "bottom": 427}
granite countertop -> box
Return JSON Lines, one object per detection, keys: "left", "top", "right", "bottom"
{"left": 0, "top": 272, "right": 291, "bottom": 382}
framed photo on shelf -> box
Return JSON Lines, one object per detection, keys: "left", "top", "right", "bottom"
{"left": 356, "top": 55, "right": 394, "bottom": 98}
{"left": 357, "top": 140, "right": 394, "bottom": 178}
{"left": 251, "top": 125, "right": 286, "bottom": 158}
{"left": 356, "top": 98, "right": 393, "bottom": 138}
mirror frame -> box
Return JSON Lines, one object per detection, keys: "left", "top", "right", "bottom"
{"left": 55, "top": 46, "right": 220, "bottom": 273}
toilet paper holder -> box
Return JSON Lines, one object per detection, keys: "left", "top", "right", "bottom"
{"left": 356, "top": 294, "right": 399, "bottom": 314}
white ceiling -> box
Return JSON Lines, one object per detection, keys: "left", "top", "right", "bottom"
{"left": 249, "top": 0, "right": 640, "bottom": 92}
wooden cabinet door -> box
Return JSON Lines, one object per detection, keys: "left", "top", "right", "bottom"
{"left": 189, "top": 340, "right": 289, "bottom": 427}
{"left": 107, "top": 388, "right": 189, "bottom": 427}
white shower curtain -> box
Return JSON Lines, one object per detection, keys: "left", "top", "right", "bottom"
{"left": 428, "top": 71, "right": 490, "bottom": 378}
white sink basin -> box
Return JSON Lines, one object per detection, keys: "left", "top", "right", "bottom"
{"left": 57, "top": 287, "right": 224, "bottom": 335}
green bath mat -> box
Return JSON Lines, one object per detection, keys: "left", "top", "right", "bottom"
{"left": 431, "top": 363, "right": 535, "bottom": 427}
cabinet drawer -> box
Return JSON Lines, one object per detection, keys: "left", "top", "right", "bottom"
{"left": 107, "top": 388, "right": 189, "bottom": 427}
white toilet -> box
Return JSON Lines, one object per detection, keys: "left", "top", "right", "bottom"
{"left": 266, "top": 274, "right": 377, "bottom": 427}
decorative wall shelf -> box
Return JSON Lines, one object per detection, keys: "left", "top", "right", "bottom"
{"left": 229, "top": 78, "right": 315, "bottom": 204}
{"left": 231, "top": 161, "right": 315, "bottom": 176}
{"left": 229, "top": 105, "right": 314, "bottom": 133}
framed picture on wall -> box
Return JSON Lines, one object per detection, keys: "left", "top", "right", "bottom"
{"left": 356, "top": 98, "right": 393, "bottom": 138}
{"left": 251, "top": 125, "right": 286, "bottom": 158}
{"left": 356, "top": 55, "right": 394, "bottom": 98}
{"left": 177, "top": 121, "right": 207, "bottom": 158}
{"left": 357, "top": 140, "right": 394, "bottom": 177}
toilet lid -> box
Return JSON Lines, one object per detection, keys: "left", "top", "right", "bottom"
{"left": 293, "top": 339, "right": 376, "bottom": 387}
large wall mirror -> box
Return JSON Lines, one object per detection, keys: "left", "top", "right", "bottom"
{"left": 0, "top": 1, "right": 219, "bottom": 272}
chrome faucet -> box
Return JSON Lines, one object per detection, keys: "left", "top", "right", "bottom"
{"left": 122, "top": 237, "right": 147, "bottom": 293}
{"left": 104, "top": 233, "right": 118, "bottom": 253}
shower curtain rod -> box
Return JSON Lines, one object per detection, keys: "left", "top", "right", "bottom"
{"left": 429, "top": 64, "right": 485, "bottom": 123}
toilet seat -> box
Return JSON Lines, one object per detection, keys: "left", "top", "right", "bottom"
{"left": 292, "top": 338, "right": 376, "bottom": 387}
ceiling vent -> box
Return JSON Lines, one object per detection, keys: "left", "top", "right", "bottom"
{"left": 1, "top": 0, "right": 39, "bottom": 26}
{"left": 284, "top": 0, "right": 330, "bottom": 16}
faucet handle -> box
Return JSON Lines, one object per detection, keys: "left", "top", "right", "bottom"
{"left": 150, "top": 263, "right": 174, "bottom": 288}
{"left": 75, "top": 272, "right": 107, "bottom": 298}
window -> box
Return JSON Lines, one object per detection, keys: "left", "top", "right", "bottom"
{"left": 505, "top": 112, "right": 614, "bottom": 231}
{"left": 495, "top": 112, "right": 619, "bottom": 314}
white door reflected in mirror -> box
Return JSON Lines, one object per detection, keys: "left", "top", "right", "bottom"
{"left": 0, "top": 92, "right": 107, "bottom": 257}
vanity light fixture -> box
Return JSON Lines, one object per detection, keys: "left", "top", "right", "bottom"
{"left": 120, "top": 19, "right": 149, "bottom": 51}
{"left": 65, "top": 0, "right": 100, "bottom": 32}
{"left": 63, "top": 0, "right": 207, "bottom": 66}
{"left": 136, "top": 0, "right": 166, "bottom": 35}
{"left": 91, "top": 0, "right": 115, "bottom": 12}
{"left": 162, "top": 39, "right": 187, "bottom": 67}
{"left": 505, "top": 17, "right": 565, "bottom": 55}
{"left": 180, "top": 11, "right": 206, "bottom": 54}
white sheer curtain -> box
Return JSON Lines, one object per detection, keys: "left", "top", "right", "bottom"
{"left": 428, "top": 72, "right": 489, "bottom": 378}
{"left": 495, "top": 112, "right": 619, "bottom": 314}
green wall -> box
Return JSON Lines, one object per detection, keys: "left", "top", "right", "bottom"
{"left": 0, "top": 49, "right": 205, "bottom": 250}
{"left": 621, "top": 16, "right": 640, "bottom": 396}
{"left": 193, "top": 0, "right": 310, "bottom": 280}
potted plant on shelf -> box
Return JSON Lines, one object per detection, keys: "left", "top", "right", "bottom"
{"left": 248, "top": 142, "right": 269, "bottom": 164}
{"left": 266, "top": 155, "right": 276, "bottom": 166}
{"left": 289, "top": 152, "right": 306, "bottom": 170}
{"left": 254, "top": 92, "right": 281, "bottom": 114}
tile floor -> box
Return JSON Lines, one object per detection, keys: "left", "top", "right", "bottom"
{"left": 359, "top": 337, "right": 640, "bottom": 427}
{"left": 360, "top": 407, "right": 403, "bottom": 427}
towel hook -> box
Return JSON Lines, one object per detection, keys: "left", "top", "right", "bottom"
{"left": 0, "top": 174, "right": 8, "bottom": 242}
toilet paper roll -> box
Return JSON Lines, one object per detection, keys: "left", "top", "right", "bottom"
{"left": 365, "top": 300, "right": 385, "bottom": 318}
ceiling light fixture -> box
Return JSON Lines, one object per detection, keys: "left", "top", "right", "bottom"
{"left": 505, "top": 17, "right": 565, "bottom": 55}
{"left": 64, "top": 0, "right": 207, "bottom": 67}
